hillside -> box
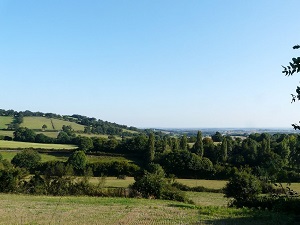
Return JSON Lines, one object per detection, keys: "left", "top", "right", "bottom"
{"left": 0, "top": 109, "right": 141, "bottom": 138}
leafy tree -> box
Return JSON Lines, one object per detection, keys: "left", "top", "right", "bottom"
{"left": 131, "top": 164, "right": 166, "bottom": 199}
{"left": 67, "top": 150, "right": 87, "bottom": 172}
{"left": 179, "top": 134, "right": 188, "bottom": 151}
{"left": 212, "top": 131, "right": 223, "bottom": 142}
{"left": 35, "top": 133, "right": 54, "bottom": 143}
{"left": 57, "top": 131, "right": 71, "bottom": 144}
{"left": 11, "top": 149, "right": 41, "bottom": 170}
{"left": 13, "top": 127, "right": 36, "bottom": 142}
{"left": 224, "top": 170, "right": 262, "bottom": 205}
{"left": 42, "top": 124, "right": 47, "bottom": 131}
{"left": 192, "top": 131, "right": 204, "bottom": 157}
{"left": 61, "top": 125, "right": 76, "bottom": 137}
{"left": 145, "top": 133, "right": 155, "bottom": 164}
{"left": 76, "top": 136, "right": 93, "bottom": 152}
{"left": 0, "top": 168, "right": 27, "bottom": 192}
{"left": 220, "top": 138, "right": 228, "bottom": 163}
{"left": 282, "top": 45, "right": 300, "bottom": 129}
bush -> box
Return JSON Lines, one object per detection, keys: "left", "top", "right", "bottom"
{"left": 11, "top": 149, "right": 41, "bottom": 170}
{"left": 224, "top": 170, "right": 262, "bottom": 204}
{"left": 67, "top": 150, "right": 87, "bottom": 174}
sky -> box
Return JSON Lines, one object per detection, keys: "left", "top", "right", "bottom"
{"left": 0, "top": 0, "right": 300, "bottom": 128}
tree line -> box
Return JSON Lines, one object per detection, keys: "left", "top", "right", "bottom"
{"left": 6, "top": 126, "right": 300, "bottom": 182}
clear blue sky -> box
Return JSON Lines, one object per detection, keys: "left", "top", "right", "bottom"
{"left": 1, "top": 0, "right": 299, "bottom": 128}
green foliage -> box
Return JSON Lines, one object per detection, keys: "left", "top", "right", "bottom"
{"left": 11, "top": 149, "right": 41, "bottom": 170}
{"left": 88, "top": 160, "right": 140, "bottom": 177}
{"left": 67, "top": 150, "right": 87, "bottom": 172}
{"left": 192, "top": 131, "right": 204, "bottom": 157}
{"left": 76, "top": 136, "right": 93, "bottom": 152}
{"left": 145, "top": 133, "right": 155, "bottom": 164}
{"left": 13, "top": 127, "right": 36, "bottom": 142}
{"left": 224, "top": 170, "right": 262, "bottom": 204}
{"left": 131, "top": 164, "right": 166, "bottom": 199}
{"left": 0, "top": 167, "right": 27, "bottom": 192}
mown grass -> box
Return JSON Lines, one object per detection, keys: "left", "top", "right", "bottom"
{"left": 0, "top": 140, "right": 77, "bottom": 150}
{"left": 177, "top": 179, "right": 227, "bottom": 190}
{"left": 0, "top": 130, "right": 14, "bottom": 137}
{"left": 0, "top": 194, "right": 298, "bottom": 225}
{"left": 0, "top": 116, "right": 13, "bottom": 129}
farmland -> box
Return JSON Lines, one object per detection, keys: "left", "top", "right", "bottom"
{"left": 21, "top": 116, "right": 85, "bottom": 131}
{"left": 0, "top": 194, "right": 297, "bottom": 225}
{"left": 0, "top": 140, "right": 77, "bottom": 150}
{"left": 0, "top": 116, "right": 13, "bottom": 129}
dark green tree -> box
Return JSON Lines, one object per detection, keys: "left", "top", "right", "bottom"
{"left": 67, "top": 150, "right": 87, "bottom": 172}
{"left": 192, "top": 131, "right": 204, "bottom": 157}
{"left": 11, "top": 149, "right": 41, "bottom": 170}
{"left": 179, "top": 134, "right": 188, "bottom": 151}
{"left": 224, "top": 170, "right": 262, "bottom": 206}
{"left": 220, "top": 138, "right": 228, "bottom": 163}
{"left": 76, "top": 136, "right": 94, "bottom": 152}
{"left": 13, "top": 127, "right": 36, "bottom": 142}
{"left": 212, "top": 131, "right": 223, "bottom": 142}
{"left": 146, "top": 133, "right": 155, "bottom": 164}
{"left": 42, "top": 124, "right": 47, "bottom": 131}
{"left": 131, "top": 164, "right": 166, "bottom": 199}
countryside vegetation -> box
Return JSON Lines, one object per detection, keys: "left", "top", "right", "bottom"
{"left": 0, "top": 47, "right": 300, "bottom": 224}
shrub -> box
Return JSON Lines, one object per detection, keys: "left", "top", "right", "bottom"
{"left": 67, "top": 150, "right": 87, "bottom": 174}
{"left": 11, "top": 149, "right": 41, "bottom": 170}
{"left": 224, "top": 170, "right": 262, "bottom": 205}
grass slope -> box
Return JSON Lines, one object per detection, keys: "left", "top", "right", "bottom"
{"left": 0, "top": 194, "right": 297, "bottom": 225}
{"left": 21, "top": 117, "right": 85, "bottom": 131}
{"left": 0, "top": 116, "right": 13, "bottom": 129}
{"left": 0, "top": 140, "right": 77, "bottom": 150}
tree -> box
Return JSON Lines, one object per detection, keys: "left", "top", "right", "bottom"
{"left": 42, "top": 124, "right": 47, "bottom": 131}
{"left": 13, "top": 127, "right": 36, "bottom": 142}
{"left": 131, "top": 164, "right": 166, "bottom": 199}
{"left": 67, "top": 151, "right": 87, "bottom": 172}
{"left": 224, "top": 170, "right": 262, "bottom": 205}
{"left": 179, "top": 134, "right": 188, "bottom": 151}
{"left": 11, "top": 149, "right": 41, "bottom": 170}
{"left": 145, "top": 133, "right": 155, "bottom": 164}
{"left": 76, "top": 136, "right": 93, "bottom": 152}
{"left": 192, "top": 131, "right": 204, "bottom": 157}
{"left": 282, "top": 45, "right": 300, "bottom": 129}
{"left": 220, "top": 138, "right": 228, "bottom": 163}
{"left": 212, "top": 132, "right": 223, "bottom": 142}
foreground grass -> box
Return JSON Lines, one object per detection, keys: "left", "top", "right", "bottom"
{"left": 0, "top": 194, "right": 298, "bottom": 225}
{"left": 0, "top": 140, "right": 77, "bottom": 150}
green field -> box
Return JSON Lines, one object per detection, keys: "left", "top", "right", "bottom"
{"left": 0, "top": 130, "right": 14, "bottom": 137}
{"left": 0, "top": 140, "right": 77, "bottom": 150}
{"left": 0, "top": 150, "right": 69, "bottom": 162}
{"left": 0, "top": 194, "right": 296, "bottom": 225}
{"left": 21, "top": 117, "right": 85, "bottom": 131}
{"left": 0, "top": 116, "right": 13, "bottom": 129}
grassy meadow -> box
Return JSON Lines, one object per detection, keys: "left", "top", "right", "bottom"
{"left": 0, "top": 140, "right": 77, "bottom": 150}
{"left": 0, "top": 116, "right": 13, "bottom": 129}
{"left": 21, "top": 116, "right": 85, "bottom": 131}
{"left": 0, "top": 194, "right": 298, "bottom": 225}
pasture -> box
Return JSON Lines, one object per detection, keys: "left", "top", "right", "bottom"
{"left": 0, "top": 140, "right": 77, "bottom": 150}
{"left": 0, "top": 130, "right": 14, "bottom": 138}
{"left": 21, "top": 116, "right": 85, "bottom": 131}
{"left": 0, "top": 194, "right": 297, "bottom": 225}
{"left": 0, "top": 116, "right": 13, "bottom": 129}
